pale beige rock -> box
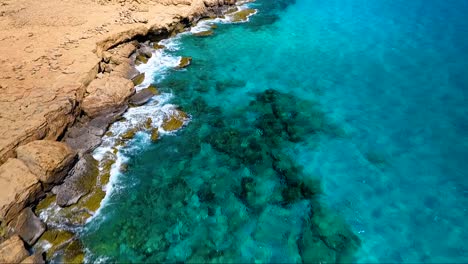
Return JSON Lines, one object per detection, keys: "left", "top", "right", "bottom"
{"left": 0, "top": 0, "right": 236, "bottom": 165}
{"left": 16, "top": 141, "right": 77, "bottom": 184}
{"left": 0, "top": 159, "right": 41, "bottom": 222}
{"left": 21, "top": 254, "right": 45, "bottom": 264}
{"left": 82, "top": 76, "right": 136, "bottom": 117}
{"left": 0, "top": 235, "right": 29, "bottom": 263}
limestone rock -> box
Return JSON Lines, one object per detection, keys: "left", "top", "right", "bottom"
{"left": 0, "top": 235, "right": 29, "bottom": 263}
{"left": 21, "top": 253, "right": 45, "bottom": 264}
{"left": 16, "top": 140, "right": 77, "bottom": 184}
{"left": 8, "top": 208, "right": 45, "bottom": 245}
{"left": 82, "top": 76, "right": 135, "bottom": 118}
{"left": 0, "top": 159, "right": 42, "bottom": 222}
{"left": 162, "top": 110, "right": 189, "bottom": 131}
{"left": 111, "top": 61, "right": 140, "bottom": 79}
{"left": 65, "top": 106, "right": 127, "bottom": 154}
{"left": 132, "top": 73, "right": 145, "bottom": 86}
{"left": 178, "top": 57, "right": 192, "bottom": 68}
{"left": 129, "top": 87, "right": 157, "bottom": 106}
{"left": 193, "top": 30, "right": 214, "bottom": 37}
{"left": 231, "top": 9, "right": 256, "bottom": 22}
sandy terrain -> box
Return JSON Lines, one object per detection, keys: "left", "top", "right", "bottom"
{"left": 0, "top": 0, "right": 216, "bottom": 164}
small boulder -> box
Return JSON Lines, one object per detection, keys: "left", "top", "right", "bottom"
{"left": 193, "top": 30, "right": 214, "bottom": 37}
{"left": 162, "top": 110, "right": 189, "bottom": 131}
{"left": 82, "top": 76, "right": 135, "bottom": 118}
{"left": 8, "top": 207, "right": 45, "bottom": 245}
{"left": 129, "top": 86, "right": 158, "bottom": 106}
{"left": 150, "top": 128, "right": 159, "bottom": 142}
{"left": 16, "top": 140, "right": 77, "bottom": 184}
{"left": 232, "top": 9, "right": 256, "bottom": 22}
{"left": 153, "top": 43, "right": 166, "bottom": 50}
{"left": 135, "top": 54, "right": 148, "bottom": 65}
{"left": 177, "top": 57, "right": 192, "bottom": 69}
{"left": 0, "top": 235, "right": 29, "bottom": 263}
{"left": 0, "top": 159, "right": 42, "bottom": 222}
{"left": 138, "top": 46, "right": 153, "bottom": 58}
{"left": 132, "top": 73, "right": 145, "bottom": 86}
{"left": 21, "top": 253, "right": 45, "bottom": 264}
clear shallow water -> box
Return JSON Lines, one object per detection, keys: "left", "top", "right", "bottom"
{"left": 82, "top": 0, "right": 468, "bottom": 262}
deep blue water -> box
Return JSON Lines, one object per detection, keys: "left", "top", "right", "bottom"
{"left": 82, "top": 0, "right": 468, "bottom": 262}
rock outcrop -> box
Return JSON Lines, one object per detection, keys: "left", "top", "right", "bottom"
{"left": 16, "top": 141, "right": 77, "bottom": 185}
{"left": 20, "top": 254, "right": 45, "bottom": 264}
{"left": 7, "top": 208, "right": 45, "bottom": 245}
{"left": 82, "top": 76, "right": 136, "bottom": 118}
{"left": 54, "top": 154, "right": 99, "bottom": 207}
{"left": 0, "top": 235, "right": 29, "bottom": 263}
{"left": 0, "top": 159, "right": 42, "bottom": 223}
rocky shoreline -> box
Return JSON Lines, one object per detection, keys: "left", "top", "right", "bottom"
{"left": 0, "top": 0, "right": 241, "bottom": 262}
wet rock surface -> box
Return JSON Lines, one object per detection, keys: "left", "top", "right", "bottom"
{"left": 129, "top": 87, "right": 156, "bottom": 106}
{"left": 54, "top": 154, "right": 99, "bottom": 207}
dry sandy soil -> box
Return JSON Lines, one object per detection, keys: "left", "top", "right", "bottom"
{"left": 0, "top": 0, "right": 213, "bottom": 164}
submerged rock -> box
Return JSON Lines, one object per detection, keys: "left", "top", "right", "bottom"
{"left": 145, "top": 118, "right": 153, "bottom": 130}
{"left": 232, "top": 9, "right": 256, "bottom": 22}
{"left": 132, "top": 73, "right": 145, "bottom": 86}
{"left": 151, "top": 128, "right": 159, "bottom": 142}
{"left": 8, "top": 207, "right": 45, "bottom": 245}
{"left": 193, "top": 30, "right": 214, "bottom": 37}
{"left": 177, "top": 57, "right": 192, "bottom": 69}
{"left": 135, "top": 54, "right": 148, "bottom": 65}
{"left": 153, "top": 43, "right": 166, "bottom": 50}
{"left": 80, "top": 188, "right": 106, "bottom": 212}
{"left": 38, "top": 229, "right": 74, "bottom": 259}
{"left": 162, "top": 110, "right": 189, "bottom": 131}
{"left": 121, "top": 128, "right": 138, "bottom": 140}
{"left": 147, "top": 84, "right": 160, "bottom": 95}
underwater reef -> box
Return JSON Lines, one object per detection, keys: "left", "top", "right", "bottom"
{"left": 83, "top": 89, "right": 360, "bottom": 263}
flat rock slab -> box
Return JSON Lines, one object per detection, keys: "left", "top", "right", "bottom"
{"left": 0, "top": 159, "right": 42, "bottom": 222}
{"left": 21, "top": 253, "right": 45, "bottom": 264}
{"left": 8, "top": 208, "right": 45, "bottom": 246}
{"left": 129, "top": 88, "right": 155, "bottom": 106}
{"left": 82, "top": 76, "right": 135, "bottom": 118}
{"left": 55, "top": 154, "right": 99, "bottom": 207}
{"left": 0, "top": 235, "right": 29, "bottom": 263}
{"left": 16, "top": 140, "right": 77, "bottom": 184}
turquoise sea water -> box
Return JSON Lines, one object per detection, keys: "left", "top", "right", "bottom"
{"left": 82, "top": 0, "right": 468, "bottom": 262}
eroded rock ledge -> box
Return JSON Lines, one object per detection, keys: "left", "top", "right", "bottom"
{"left": 0, "top": 0, "right": 236, "bottom": 262}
